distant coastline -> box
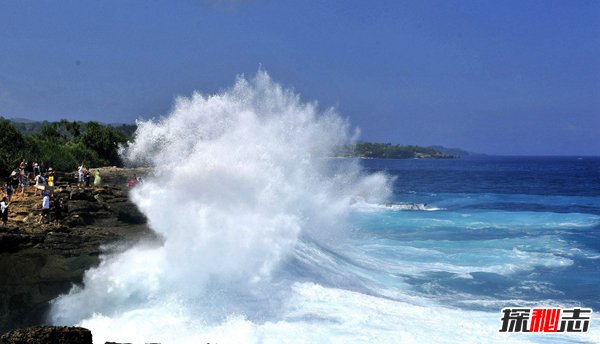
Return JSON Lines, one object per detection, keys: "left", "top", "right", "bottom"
{"left": 2, "top": 117, "right": 481, "bottom": 161}
{"left": 340, "top": 142, "right": 482, "bottom": 160}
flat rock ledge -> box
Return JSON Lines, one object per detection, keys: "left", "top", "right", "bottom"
{"left": 0, "top": 326, "right": 92, "bottom": 344}
{"left": 1, "top": 326, "right": 165, "bottom": 344}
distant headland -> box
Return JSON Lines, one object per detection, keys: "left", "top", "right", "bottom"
{"left": 340, "top": 142, "right": 482, "bottom": 159}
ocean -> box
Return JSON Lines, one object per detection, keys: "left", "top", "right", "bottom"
{"left": 348, "top": 157, "right": 600, "bottom": 342}
{"left": 359, "top": 156, "right": 600, "bottom": 312}
{"left": 49, "top": 73, "right": 599, "bottom": 343}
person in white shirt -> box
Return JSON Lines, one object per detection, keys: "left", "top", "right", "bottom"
{"left": 40, "top": 192, "right": 50, "bottom": 223}
{"left": 78, "top": 163, "right": 85, "bottom": 187}
{"left": 34, "top": 174, "right": 46, "bottom": 196}
{"left": 1, "top": 196, "right": 9, "bottom": 226}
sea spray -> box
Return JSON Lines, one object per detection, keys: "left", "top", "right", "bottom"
{"left": 44, "top": 72, "right": 592, "bottom": 344}
{"left": 49, "top": 71, "right": 392, "bottom": 342}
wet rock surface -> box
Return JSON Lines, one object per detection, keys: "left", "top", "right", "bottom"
{"left": 0, "top": 168, "right": 155, "bottom": 333}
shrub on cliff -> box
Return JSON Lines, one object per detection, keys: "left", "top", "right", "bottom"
{"left": 0, "top": 119, "right": 30, "bottom": 176}
{"left": 79, "top": 122, "right": 128, "bottom": 166}
{"left": 0, "top": 119, "right": 130, "bottom": 175}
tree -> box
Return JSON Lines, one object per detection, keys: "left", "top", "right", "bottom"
{"left": 79, "top": 122, "right": 128, "bottom": 166}
{"left": 0, "top": 119, "right": 29, "bottom": 176}
{"left": 38, "top": 123, "right": 66, "bottom": 143}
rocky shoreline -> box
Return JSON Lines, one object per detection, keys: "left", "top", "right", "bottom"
{"left": 0, "top": 167, "right": 156, "bottom": 336}
{"left": 0, "top": 325, "right": 162, "bottom": 344}
{"left": 1, "top": 326, "right": 92, "bottom": 344}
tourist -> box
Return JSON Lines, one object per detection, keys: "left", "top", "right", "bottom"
{"left": 127, "top": 174, "right": 138, "bottom": 188}
{"left": 94, "top": 169, "right": 102, "bottom": 186}
{"left": 47, "top": 168, "right": 55, "bottom": 192}
{"left": 1, "top": 196, "right": 9, "bottom": 226}
{"left": 33, "top": 161, "right": 40, "bottom": 176}
{"left": 19, "top": 159, "right": 26, "bottom": 177}
{"left": 19, "top": 160, "right": 26, "bottom": 195}
{"left": 40, "top": 192, "right": 50, "bottom": 223}
{"left": 84, "top": 169, "right": 92, "bottom": 187}
{"left": 10, "top": 172, "right": 19, "bottom": 196}
{"left": 78, "top": 162, "right": 85, "bottom": 187}
{"left": 19, "top": 173, "right": 27, "bottom": 196}
{"left": 34, "top": 174, "right": 46, "bottom": 196}
{"left": 5, "top": 182, "right": 14, "bottom": 202}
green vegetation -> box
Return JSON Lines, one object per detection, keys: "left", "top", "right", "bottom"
{"left": 349, "top": 142, "right": 458, "bottom": 159}
{"left": 0, "top": 118, "right": 132, "bottom": 176}
{"left": 0, "top": 117, "right": 460, "bottom": 176}
{"left": 9, "top": 119, "right": 137, "bottom": 138}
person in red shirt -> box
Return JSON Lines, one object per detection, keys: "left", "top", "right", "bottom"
{"left": 127, "top": 175, "right": 138, "bottom": 188}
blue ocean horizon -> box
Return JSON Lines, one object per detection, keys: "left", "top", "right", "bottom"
{"left": 336, "top": 156, "right": 599, "bottom": 341}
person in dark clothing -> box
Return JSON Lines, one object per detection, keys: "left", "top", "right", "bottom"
{"left": 53, "top": 194, "right": 63, "bottom": 225}
{"left": 5, "top": 182, "right": 14, "bottom": 202}
{"left": 33, "top": 161, "right": 41, "bottom": 176}
{"left": 85, "top": 169, "right": 92, "bottom": 187}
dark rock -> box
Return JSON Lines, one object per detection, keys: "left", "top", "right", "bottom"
{"left": 0, "top": 233, "right": 43, "bottom": 253}
{"left": 93, "top": 194, "right": 105, "bottom": 204}
{"left": 53, "top": 171, "right": 76, "bottom": 184}
{"left": 68, "top": 200, "right": 103, "bottom": 214}
{"left": 69, "top": 189, "right": 95, "bottom": 201}
{"left": 0, "top": 326, "right": 92, "bottom": 344}
{"left": 96, "top": 187, "right": 114, "bottom": 196}
{"left": 64, "top": 214, "right": 86, "bottom": 228}
{"left": 116, "top": 204, "right": 146, "bottom": 224}
{"left": 0, "top": 167, "right": 154, "bottom": 333}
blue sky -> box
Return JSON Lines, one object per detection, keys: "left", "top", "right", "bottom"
{"left": 0, "top": 0, "right": 598, "bottom": 155}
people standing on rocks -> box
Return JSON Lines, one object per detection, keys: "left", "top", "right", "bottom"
{"left": 84, "top": 169, "right": 92, "bottom": 187}
{"left": 5, "top": 181, "right": 14, "bottom": 202}
{"left": 33, "top": 161, "right": 41, "bottom": 176}
{"left": 19, "top": 160, "right": 27, "bottom": 193}
{"left": 127, "top": 174, "right": 138, "bottom": 188}
{"left": 78, "top": 162, "right": 85, "bottom": 187}
{"left": 94, "top": 169, "right": 101, "bottom": 186}
{"left": 19, "top": 172, "right": 29, "bottom": 196}
{"left": 40, "top": 191, "right": 50, "bottom": 223}
{"left": 1, "top": 196, "right": 9, "bottom": 226}
{"left": 19, "top": 159, "right": 26, "bottom": 177}
{"left": 34, "top": 173, "right": 46, "bottom": 196}
{"left": 47, "top": 168, "right": 55, "bottom": 193}
{"left": 12, "top": 174, "right": 20, "bottom": 198}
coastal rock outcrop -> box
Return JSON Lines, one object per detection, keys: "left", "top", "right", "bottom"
{"left": 0, "top": 326, "right": 92, "bottom": 344}
{"left": 0, "top": 168, "right": 155, "bottom": 333}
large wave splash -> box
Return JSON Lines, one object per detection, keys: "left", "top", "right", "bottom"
{"left": 49, "top": 71, "right": 391, "bottom": 341}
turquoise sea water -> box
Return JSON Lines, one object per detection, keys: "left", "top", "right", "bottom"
{"left": 268, "top": 156, "right": 599, "bottom": 343}
{"left": 364, "top": 156, "right": 599, "bottom": 307}
{"left": 308, "top": 156, "right": 600, "bottom": 342}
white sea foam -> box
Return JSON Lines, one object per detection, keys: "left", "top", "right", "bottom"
{"left": 75, "top": 282, "right": 600, "bottom": 344}
{"left": 49, "top": 71, "right": 395, "bottom": 341}
{"left": 48, "top": 71, "right": 599, "bottom": 343}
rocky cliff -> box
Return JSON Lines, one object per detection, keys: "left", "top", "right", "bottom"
{"left": 0, "top": 167, "right": 155, "bottom": 333}
{"left": 1, "top": 326, "right": 92, "bottom": 344}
